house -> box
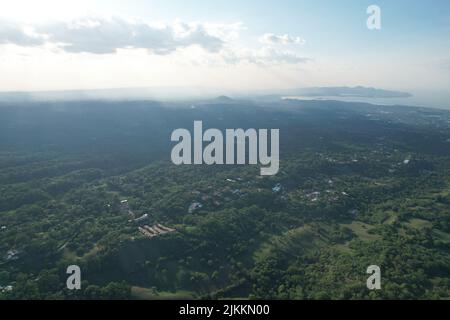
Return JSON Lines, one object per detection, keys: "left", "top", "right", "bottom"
{"left": 153, "top": 225, "right": 168, "bottom": 234}
{"left": 139, "top": 223, "right": 176, "bottom": 238}
{"left": 306, "top": 191, "right": 321, "bottom": 202}
{"left": 5, "top": 250, "right": 19, "bottom": 262}
{"left": 138, "top": 227, "right": 154, "bottom": 238}
{"left": 145, "top": 225, "right": 159, "bottom": 234}
{"left": 120, "top": 200, "right": 130, "bottom": 212}
{"left": 134, "top": 214, "right": 149, "bottom": 224}
{"left": 157, "top": 224, "right": 176, "bottom": 233}
{"left": 272, "top": 183, "right": 282, "bottom": 193}
{"left": 0, "top": 285, "right": 13, "bottom": 293}
{"left": 188, "top": 202, "right": 203, "bottom": 213}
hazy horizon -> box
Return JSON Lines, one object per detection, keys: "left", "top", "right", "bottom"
{"left": 1, "top": 86, "right": 450, "bottom": 110}
{"left": 1, "top": 0, "right": 450, "bottom": 105}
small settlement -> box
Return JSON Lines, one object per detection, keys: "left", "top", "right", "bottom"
{"left": 120, "top": 199, "right": 177, "bottom": 239}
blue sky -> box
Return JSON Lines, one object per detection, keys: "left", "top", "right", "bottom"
{"left": 0, "top": 0, "right": 449, "bottom": 99}
{"left": 105, "top": 0, "right": 450, "bottom": 49}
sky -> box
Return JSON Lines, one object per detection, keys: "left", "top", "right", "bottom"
{"left": 0, "top": 0, "right": 449, "bottom": 99}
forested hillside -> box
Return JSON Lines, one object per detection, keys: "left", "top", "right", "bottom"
{"left": 1, "top": 99, "right": 449, "bottom": 299}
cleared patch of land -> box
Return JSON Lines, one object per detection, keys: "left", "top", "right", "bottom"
{"left": 131, "top": 286, "right": 195, "bottom": 300}
{"left": 340, "top": 221, "right": 381, "bottom": 242}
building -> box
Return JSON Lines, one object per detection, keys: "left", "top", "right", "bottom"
{"left": 134, "top": 214, "right": 149, "bottom": 224}
{"left": 188, "top": 202, "right": 203, "bottom": 213}
{"left": 5, "top": 250, "right": 19, "bottom": 262}
{"left": 272, "top": 183, "right": 282, "bottom": 193}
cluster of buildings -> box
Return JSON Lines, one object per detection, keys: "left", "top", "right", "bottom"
{"left": 138, "top": 224, "right": 176, "bottom": 238}
{"left": 189, "top": 179, "right": 284, "bottom": 213}
{"left": 120, "top": 199, "right": 176, "bottom": 239}
{"left": 4, "top": 249, "right": 19, "bottom": 262}
{"left": 0, "top": 285, "right": 13, "bottom": 293}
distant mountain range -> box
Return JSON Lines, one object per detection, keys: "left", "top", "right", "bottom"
{"left": 0, "top": 86, "right": 411, "bottom": 102}
{"left": 287, "top": 86, "right": 412, "bottom": 98}
{"left": 213, "top": 95, "right": 234, "bottom": 103}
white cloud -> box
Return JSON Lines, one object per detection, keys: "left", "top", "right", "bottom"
{"left": 0, "top": 17, "right": 309, "bottom": 67}
{"left": 0, "top": 16, "right": 231, "bottom": 55}
{"left": 259, "top": 33, "right": 305, "bottom": 45}
{"left": 35, "top": 16, "right": 226, "bottom": 54}
{"left": 0, "top": 19, "right": 44, "bottom": 46}
{"left": 220, "top": 46, "right": 310, "bottom": 66}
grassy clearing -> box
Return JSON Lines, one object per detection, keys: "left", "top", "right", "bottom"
{"left": 340, "top": 221, "right": 381, "bottom": 242}
{"left": 407, "top": 218, "right": 433, "bottom": 229}
{"left": 333, "top": 243, "right": 353, "bottom": 254}
{"left": 434, "top": 230, "right": 450, "bottom": 242}
{"left": 254, "top": 225, "right": 327, "bottom": 261}
{"left": 131, "top": 286, "right": 195, "bottom": 300}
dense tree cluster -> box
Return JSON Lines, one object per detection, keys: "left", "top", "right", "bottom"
{"left": 1, "top": 99, "right": 449, "bottom": 299}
